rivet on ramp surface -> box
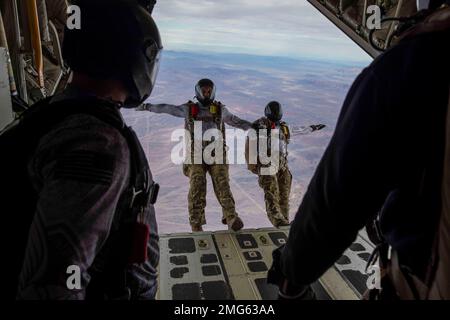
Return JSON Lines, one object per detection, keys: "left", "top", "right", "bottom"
{"left": 198, "top": 239, "right": 209, "bottom": 249}
{"left": 259, "top": 236, "right": 268, "bottom": 245}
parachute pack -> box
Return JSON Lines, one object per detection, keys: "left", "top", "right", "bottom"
{"left": 245, "top": 118, "right": 290, "bottom": 175}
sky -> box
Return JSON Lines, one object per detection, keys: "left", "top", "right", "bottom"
{"left": 152, "top": 0, "right": 372, "bottom": 63}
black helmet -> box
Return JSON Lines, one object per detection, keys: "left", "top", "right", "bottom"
{"left": 265, "top": 101, "right": 283, "bottom": 122}
{"left": 137, "top": 0, "right": 157, "bottom": 13}
{"left": 195, "top": 79, "right": 216, "bottom": 105}
{"left": 63, "top": 0, "right": 163, "bottom": 108}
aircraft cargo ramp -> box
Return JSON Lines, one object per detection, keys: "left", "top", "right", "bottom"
{"left": 157, "top": 227, "right": 375, "bottom": 300}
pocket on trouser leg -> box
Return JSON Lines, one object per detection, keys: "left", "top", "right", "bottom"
{"left": 188, "top": 168, "right": 207, "bottom": 226}
{"left": 210, "top": 165, "right": 236, "bottom": 214}
{"left": 278, "top": 169, "right": 292, "bottom": 220}
{"left": 188, "top": 198, "right": 206, "bottom": 226}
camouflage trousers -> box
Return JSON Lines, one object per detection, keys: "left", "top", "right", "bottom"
{"left": 183, "top": 164, "right": 238, "bottom": 227}
{"left": 258, "top": 166, "right": 292, "bottom": 227}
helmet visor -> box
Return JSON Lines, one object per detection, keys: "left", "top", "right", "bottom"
{"left": 195, "top": 79, "right": 216, "bottom": 103}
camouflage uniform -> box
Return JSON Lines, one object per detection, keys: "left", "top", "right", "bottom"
{"left": 258, "top": 166, "right": 292, "bottom": 227}
{"left": 250, "top": 117, "right": 320, "bottom": 227}
{"left": 184, "top": 163, "right": 237, "bottom": 226}
{"left": 251, "top": 117, "right": 292, "bottom": 227}
{"left": 145, "top": 100, "right": 252, "bottom": 228}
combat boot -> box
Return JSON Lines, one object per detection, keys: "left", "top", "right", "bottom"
{"left": 227, "top": 216, "right": 244, "bottom": 232}
{"left": 275, "top": 219, "right": 290, "bottom": 228}
{"left": 191, "top": 225, "right": 203, "bottom": 232}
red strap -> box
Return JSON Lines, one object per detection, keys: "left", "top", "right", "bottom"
{"left": 128, "top": 222, "right": 149, "bottom": 264}
{"left": 271, "top": 122, "right": 276, "bottom": 129}
{"left": 190, "top": 104, "right": 199, "bottom": 118}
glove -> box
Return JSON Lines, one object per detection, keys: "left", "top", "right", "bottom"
{"left": 310, "top": 124, "right": 326, "bottom": 131}
{"left": 267, "top": 246, "right": 285, "bottom": 287}
{"left": 268, "top": 246, "right": 316, "bottom": 300}
{"left": 136, "top": 103, "right": 151, "bottom": 111}
{"left": 251, "top": 121, "right": 262, "bottom": 131}
{"left": 278, "top": 280, "right": 316, "bottom": 300}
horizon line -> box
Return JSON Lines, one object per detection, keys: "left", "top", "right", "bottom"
{"left": 162, "top": 49, "right": 372, "bottom": 66}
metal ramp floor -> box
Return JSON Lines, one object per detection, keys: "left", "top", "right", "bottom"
{"left": 157, "top": 227, "right": 374, "bottom": 300}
